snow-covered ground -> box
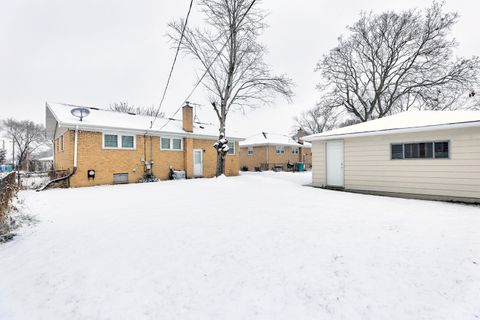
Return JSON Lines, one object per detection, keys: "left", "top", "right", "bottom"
{"left": 0, "top": 172, "right": 479, "bottom": 320}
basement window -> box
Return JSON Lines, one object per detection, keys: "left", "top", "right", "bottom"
{"left": 113, "top": 173, "right": 129, "bottom": 184}
{"left": 161, "top": 137, "right": 183, "bottom": 151}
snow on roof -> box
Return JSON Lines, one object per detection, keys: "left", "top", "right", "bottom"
{"left": 46, "top": 102, "right": 243, "bottom": 141}
{"left": 38, "top": 156, "right": 54, "bottom": 161}
{"left": 239, "top": 132, "right": 312, "bottom": 148}
{"left": 304, "top": 111, "right": 480, "bottom": 141}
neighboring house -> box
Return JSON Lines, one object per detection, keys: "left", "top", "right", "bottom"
{"left": 46, "top": 102, "right": 242, "bottom": 187}
{"left": 32, "top": 156, "right": 54, "bottom": 172}
{"left": 239, "top": 131, "right": 312, "bottom": 171}
{"left": 304, "top": 111, "right": 480, "bottom": 203}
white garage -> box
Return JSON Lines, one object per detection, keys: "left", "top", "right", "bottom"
{"left": 303, "top": 111, "right": 480, "bottom": 203}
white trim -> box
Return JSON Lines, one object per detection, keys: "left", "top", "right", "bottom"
{"left": 160, "top": 136, "right": 183, "bottom": 151}
{"left": 291, "top": 146, "right": 299, "bottom": 154}
{"left": 102, "top": 132, "right": 136, "bottom": 150}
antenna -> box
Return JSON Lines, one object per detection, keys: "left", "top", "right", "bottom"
{"left": 70, "top": 107, "right": 90, "bottom": 121}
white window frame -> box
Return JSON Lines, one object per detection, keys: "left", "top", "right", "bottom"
{"left": 102, "top": 132, "right": 136, "bottom": 150}
{"left": 160, "top": 136, "right": 183, "bottom": 151}
{"left": 390, "top": 140, "right": 450, "bottom": 160}
{"left": 276, "top": 145, "right": 285, "bottom": 155}
{"left": 247, "top": 146, "right": 253, "bottom": 156}
{"left": 291, "top": 146, "right": 299, "bottom": 154}
{"left": 227, "top": 141, "right": 235, "bottom": 155}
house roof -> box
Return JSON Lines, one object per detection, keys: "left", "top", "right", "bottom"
{"left": 45, "top": 102, "right": 244, "bottom": 141}
{"left": 239, "top": 132, "right": 312, "bottom": 148}
{"left": 303, "top": 111, "right": 480, "bottom": 142}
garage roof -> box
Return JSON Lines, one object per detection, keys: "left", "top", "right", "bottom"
{"left": 303, "top": 111, "right": 480, "bottom": 141}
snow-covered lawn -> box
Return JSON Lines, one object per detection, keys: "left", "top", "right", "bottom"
{"left": 0, "top": 172, "right": 479, "bottom": 320}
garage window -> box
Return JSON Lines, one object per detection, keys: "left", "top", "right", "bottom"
{"left": 391, "top": 141, "right": 449, "bottom": 159}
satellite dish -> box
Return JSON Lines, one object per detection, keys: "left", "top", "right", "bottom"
{"left": 71, "top": 107, "right": 90, "bottom": 121}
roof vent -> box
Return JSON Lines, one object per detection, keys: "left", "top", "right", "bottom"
{"left": 127, "top": 112, "right": 136, "bottom": 115}
{"left": 71, "top": 107, "right": 90, "bottom": 121}
{"left": 88, "top": 107, "right": 100, "bottom": 110}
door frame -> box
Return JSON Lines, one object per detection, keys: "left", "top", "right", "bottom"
{"left": 325, "top": 140, "right": 345, "bottom": 188}
{"left": 193, "top": 149, "right": 203, "bottom": 177}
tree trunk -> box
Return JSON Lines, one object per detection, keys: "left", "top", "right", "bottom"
{"left": 215, "top": 120, "right": 227, "bottom": 177}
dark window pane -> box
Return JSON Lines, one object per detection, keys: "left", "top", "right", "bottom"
{"left": 122, "top": 136, "right": 134, "bottom": 148}
{"left": 418, "top": 143, "right": 433, "bottom": 158}
{"left": 435, "top": 141, "right": 449, "bottom": 158}
{"left": 391, "top": 144, "right": 403, "bottom": 159}
{"left": 404, "top": 144, "right": 411, "bottom": 158}
{"left": 104, "top": 134, "right": 118, "bottom": 148}
{"left": 412, "top": 143, "right": 419, "bottom": 158}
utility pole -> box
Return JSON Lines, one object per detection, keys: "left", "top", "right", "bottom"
{"left": 12, "top": 135, "right": 15, "bottom": 170}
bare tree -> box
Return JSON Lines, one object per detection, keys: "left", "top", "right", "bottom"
{"left": 169, "top": 0, "right": 293, "bottom": 176}
{"left": 0, "top": 149, "right": 6, "bottom": 164}
{"left": 109, "top": 101, "right": 163, "bottom": 118}
{"left": 1, "top": 119, "right": 47, "bottom": 170}
{"left": 316, "top": 2, "right": 480, "bottom": 122}
{"left": 294, "top": 104, "right": 340, "bottom": 135}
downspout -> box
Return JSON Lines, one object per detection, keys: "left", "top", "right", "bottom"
{"left": 73, "top": 125, "right": 79, "bottom": 170}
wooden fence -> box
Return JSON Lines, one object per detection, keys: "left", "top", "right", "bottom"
{"left": 0, "top": 172, "right": 18, "bottom": 224}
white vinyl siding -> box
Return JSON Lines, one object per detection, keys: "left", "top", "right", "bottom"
{"left": 161, "top": 137, "right": 183, "bottom": 151}
{"left": 311, "top": 127, "right": 480, "bottom": 200}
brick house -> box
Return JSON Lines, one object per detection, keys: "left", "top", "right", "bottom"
{"left": 46, "top": 102, "right": 243, "bottom": 187}
{"left": 239, "top": 132, "right": 312, "bottom": 171}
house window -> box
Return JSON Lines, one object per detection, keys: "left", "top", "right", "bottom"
{"left": 291, "top": 147, "right": 299, "bottom": 154}
{"left": 434, "top": 141, "right": 449, "bottom": 158}
{"left": 391, "top": 141, "right": 449, "bottom": 160}
{"left": 391, "top": 144, "right": 403, "bottom": 159}
{"left": 247, "top": 147, "right": 253, "bottom": 156}
{"left": 161, "top": 137, "right": 183, "bottom": 151}
{"left": 227, "top": 141, "right": 235, "bottom": 155}
{"left": 103, "top": 133, "right": 135, "bottom": 149}
{"left": 121, "top": 135, "right": 134, "bottom": 149}
{"left": 60, "top": 135, "right": 64, "bottom": 151}
{"left": 276, "top": 145, "right": 285, "bottom": 154}
{"left": 104, "top": 134, "right": 118, "bottom": 148}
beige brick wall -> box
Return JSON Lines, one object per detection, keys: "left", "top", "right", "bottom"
{"left": 239, "top": 145, "right": 312, "bottom": 171}
{"left": 54, "top": 130, "right": 239, "bottom": 187}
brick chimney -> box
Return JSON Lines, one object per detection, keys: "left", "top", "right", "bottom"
{"left": 296, "top": 128, "right": 305, "bottom": 144}
{"left": 182, "top": 103, "right": 193, "bottom": 132}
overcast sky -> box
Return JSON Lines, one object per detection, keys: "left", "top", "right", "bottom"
{"left": 1, "top": 0, "right": 478, "bottom": 138}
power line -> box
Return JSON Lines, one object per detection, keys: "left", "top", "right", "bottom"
{"left": 150, "top": 0, "right": 194, "bottom": 129}
{"left": 158, "top": 0, "right": 257, "bottom": 131}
